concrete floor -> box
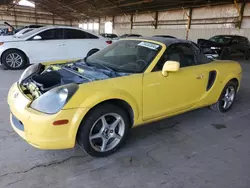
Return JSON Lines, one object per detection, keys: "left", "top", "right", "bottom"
{"left": 0, "top": 59, "right": 250, "bottom": 188}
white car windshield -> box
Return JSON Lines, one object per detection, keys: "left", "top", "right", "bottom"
{"left": 86, "top": 40, "right": 162, "bottom": 73}
{"left": 13, "top": 28, "right": 34, "bottom": 37}
{"left": 16, "top": 27, "right": 46, "bottom": 38}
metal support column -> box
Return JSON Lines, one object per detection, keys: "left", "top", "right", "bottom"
{"left": 130, "top": 14, "right": 133, "bottom": 33}
{"left": 186, "top": 8, "right": 192, "bottom": 40}
{"left": 112, "top": 16, "right": 115, "bottom": 30}
{"left": 98, "top": 17, "right": 101, "bottom": 34}
{"left": 239, "top": 2, "right": 246, "bottom": 29}
{"left": 155, "top": 11, "right": 159, "bottom": 29}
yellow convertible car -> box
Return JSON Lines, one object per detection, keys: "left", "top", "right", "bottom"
{"left": 8, "top": 38, "right": 242, "bottom": 157}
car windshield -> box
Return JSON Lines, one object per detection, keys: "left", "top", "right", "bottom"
{"left": 13, "top": 28, "right": 34, "bottom": 37}
{"left": 209, "top": 36, "right": 233, "bottom": 44}
{"left": 16, "top": 27, "right": 46, "bottom": 38}
{"left": 86, "top": 40, "right": 162, "bottom": 73}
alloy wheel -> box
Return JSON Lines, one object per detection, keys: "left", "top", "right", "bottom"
{"left": 6, "top": 53, "right": 23, "bottom": 68}
{"left": 89, "top": 113, "right": 125, "bottom": 152}
{"left": 221, "top": 86, "right": 235, "bottom": 110}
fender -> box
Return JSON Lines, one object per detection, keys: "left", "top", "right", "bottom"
{"left": 65, "top": 88, "right": 141, "bottom": 142}
{"left": 79, "top": 89, "right": 140, "bottom": 120}
{"left": 193, "top": 70, "right": 241, "bottom": 109}
{"left": 64, "top": 86, "right": 141, "bottom": 122}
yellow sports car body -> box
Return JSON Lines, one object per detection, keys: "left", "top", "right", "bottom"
{"left": 8, "top": 38, "right": 242, "bottom": 157}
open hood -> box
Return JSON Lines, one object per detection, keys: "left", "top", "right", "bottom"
{"left": 21, "top": 60, "right": 130, "bottom": 99}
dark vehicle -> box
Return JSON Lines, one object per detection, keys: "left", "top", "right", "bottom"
{"left": 0, "top": 28, "right": 10, "bottom": 36}
{"left": 120, "top": 34, "right": 142, "bottom": 38}
{"left": 100, "top": 33, "right": 118, "bottom": 39}
{"left": 153, "top": 35, "right": 176, "bottom": 39}
{"left": 198, "top": 35, "right": 250, "bottom": 60}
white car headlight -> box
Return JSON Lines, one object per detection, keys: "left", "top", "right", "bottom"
{"left": 30, "top": 84, "right": 78, "bottom": 114}
{"left": 19, "top": 64, "right": 40, "bottom": 83}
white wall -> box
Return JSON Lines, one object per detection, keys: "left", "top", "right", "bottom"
{"left": 2, "top": 3, "right": 250, "bottom": 42}
{"left": 101, "top": 3, "right": 250, "bottom": 42}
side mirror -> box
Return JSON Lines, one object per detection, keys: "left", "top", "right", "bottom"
{"left": 84, "top": 49, "right": 100, "bottom": 61}
{"left": 162, "top": 61, "right": 180, "bottom": 77}
{"left": 33, "top": 35, "right": 42, "bottom": 40}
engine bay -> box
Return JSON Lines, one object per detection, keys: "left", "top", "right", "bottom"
{"left": 20, "top": 61, "right": 130, "bottom": 100}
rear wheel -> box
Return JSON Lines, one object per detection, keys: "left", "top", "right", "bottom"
{"left": 210, "top": 81, "right": 237, "bottom": 113}
{"left": 77, "top": 104, "right": 130, "bottom": 157}
{"left": 2, "top": 49, "right": 27, "bottom": 70}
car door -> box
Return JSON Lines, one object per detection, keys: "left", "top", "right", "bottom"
{"left": 238, "top": 37, "right": 250, "bottom": 54}
{"left": 143, "top": 43, "right": 210, "bottom": 121}
{"left": 20, "top": 28, "right": 65, "bottom": 63}
{"left": 230, "top": 37, "right": 244, "bottom": 54}
{"left": 63, "top": 29, "right": 106, "bottom": 60}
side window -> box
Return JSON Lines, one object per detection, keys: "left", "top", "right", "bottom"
{"left": 35, "top": 29, "right": 63, "bottom": 40}
{"left": 153, "top": 44, "right": 181, "bottom": 71}
{"left": 232, "top": 37, "right": 240, "bottom": 44}
{"left": 191, "top": 42, "right": 212, "bottom": 64}
{"left": 241, "top": 37, "right": 248, "bottom": 44}
{"left": 38, "top": 29, "right": 54, "bottom": 40}
{"left": 153, "top": 43, "right": 197, "bottom": 71}
{"left": 53, "top": 29, "right": 64, "bottom": 39}
{"left": 244, "top": 37, "right": 249, "bottom": 44}
{"left": 177, "top": 44, "right": 196, "bottom": 67}
{"left": 64, "top": 29, "right": 86, "bottom": 39}
{"left": 85, "top": 32, "right": 99, "bottom": 39}
{"left": 191, "top": 42, "right": 201, "bottom": 54}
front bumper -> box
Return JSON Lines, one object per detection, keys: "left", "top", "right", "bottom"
{"left": 8, "top": 82, "right": 89, "bottom": 150}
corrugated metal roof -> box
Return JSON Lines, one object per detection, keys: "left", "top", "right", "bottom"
{"left": 2, "top": 0, "right": 242, "bottom": 21}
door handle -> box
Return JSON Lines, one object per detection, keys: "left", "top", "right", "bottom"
{"left": 57, "top": 44, "right": 66, "bottom": 46}
{"left": 196, "top": 75, "right": 204, "bottom": 79}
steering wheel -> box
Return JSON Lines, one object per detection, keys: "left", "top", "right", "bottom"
{"left": 119, "top": 59, "right": 148, "bottom": 72}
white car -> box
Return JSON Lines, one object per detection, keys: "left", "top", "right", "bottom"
{"left": 0, "top": 26, "right": 110, "bottom": 70}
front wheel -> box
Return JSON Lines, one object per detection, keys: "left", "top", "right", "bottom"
{"left": 77, "top": 104, "right": 130, "bottom": 157}
{"left": 2, "top": 50, "right": 27, "bottom": 70}
{"left": 210, "top": 81, "right": 237, "bottom": 113}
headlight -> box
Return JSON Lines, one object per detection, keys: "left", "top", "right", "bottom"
{"left": 30, "top": 84, "right": 78, "bottom": 114}
{"left": 211, "top": 47, "right": 221, "bottom": 50}
{"left": 19, "top": 63, "right": 40, "bottom": 83}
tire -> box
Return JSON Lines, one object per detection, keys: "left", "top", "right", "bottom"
{"left": 2, "top": 49, "right": 27, "bottom": 70}
{"left": 210, "top": 81, "right": 237, "bottom": 113}
{"left": 244, "top": 49, "right": 250, "bottom": 60}
{"left": 220, "top": 48, "right": 230, "bottom": 60}
{"left": 77, "top": 103, "right": 130, "bottom": 157}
